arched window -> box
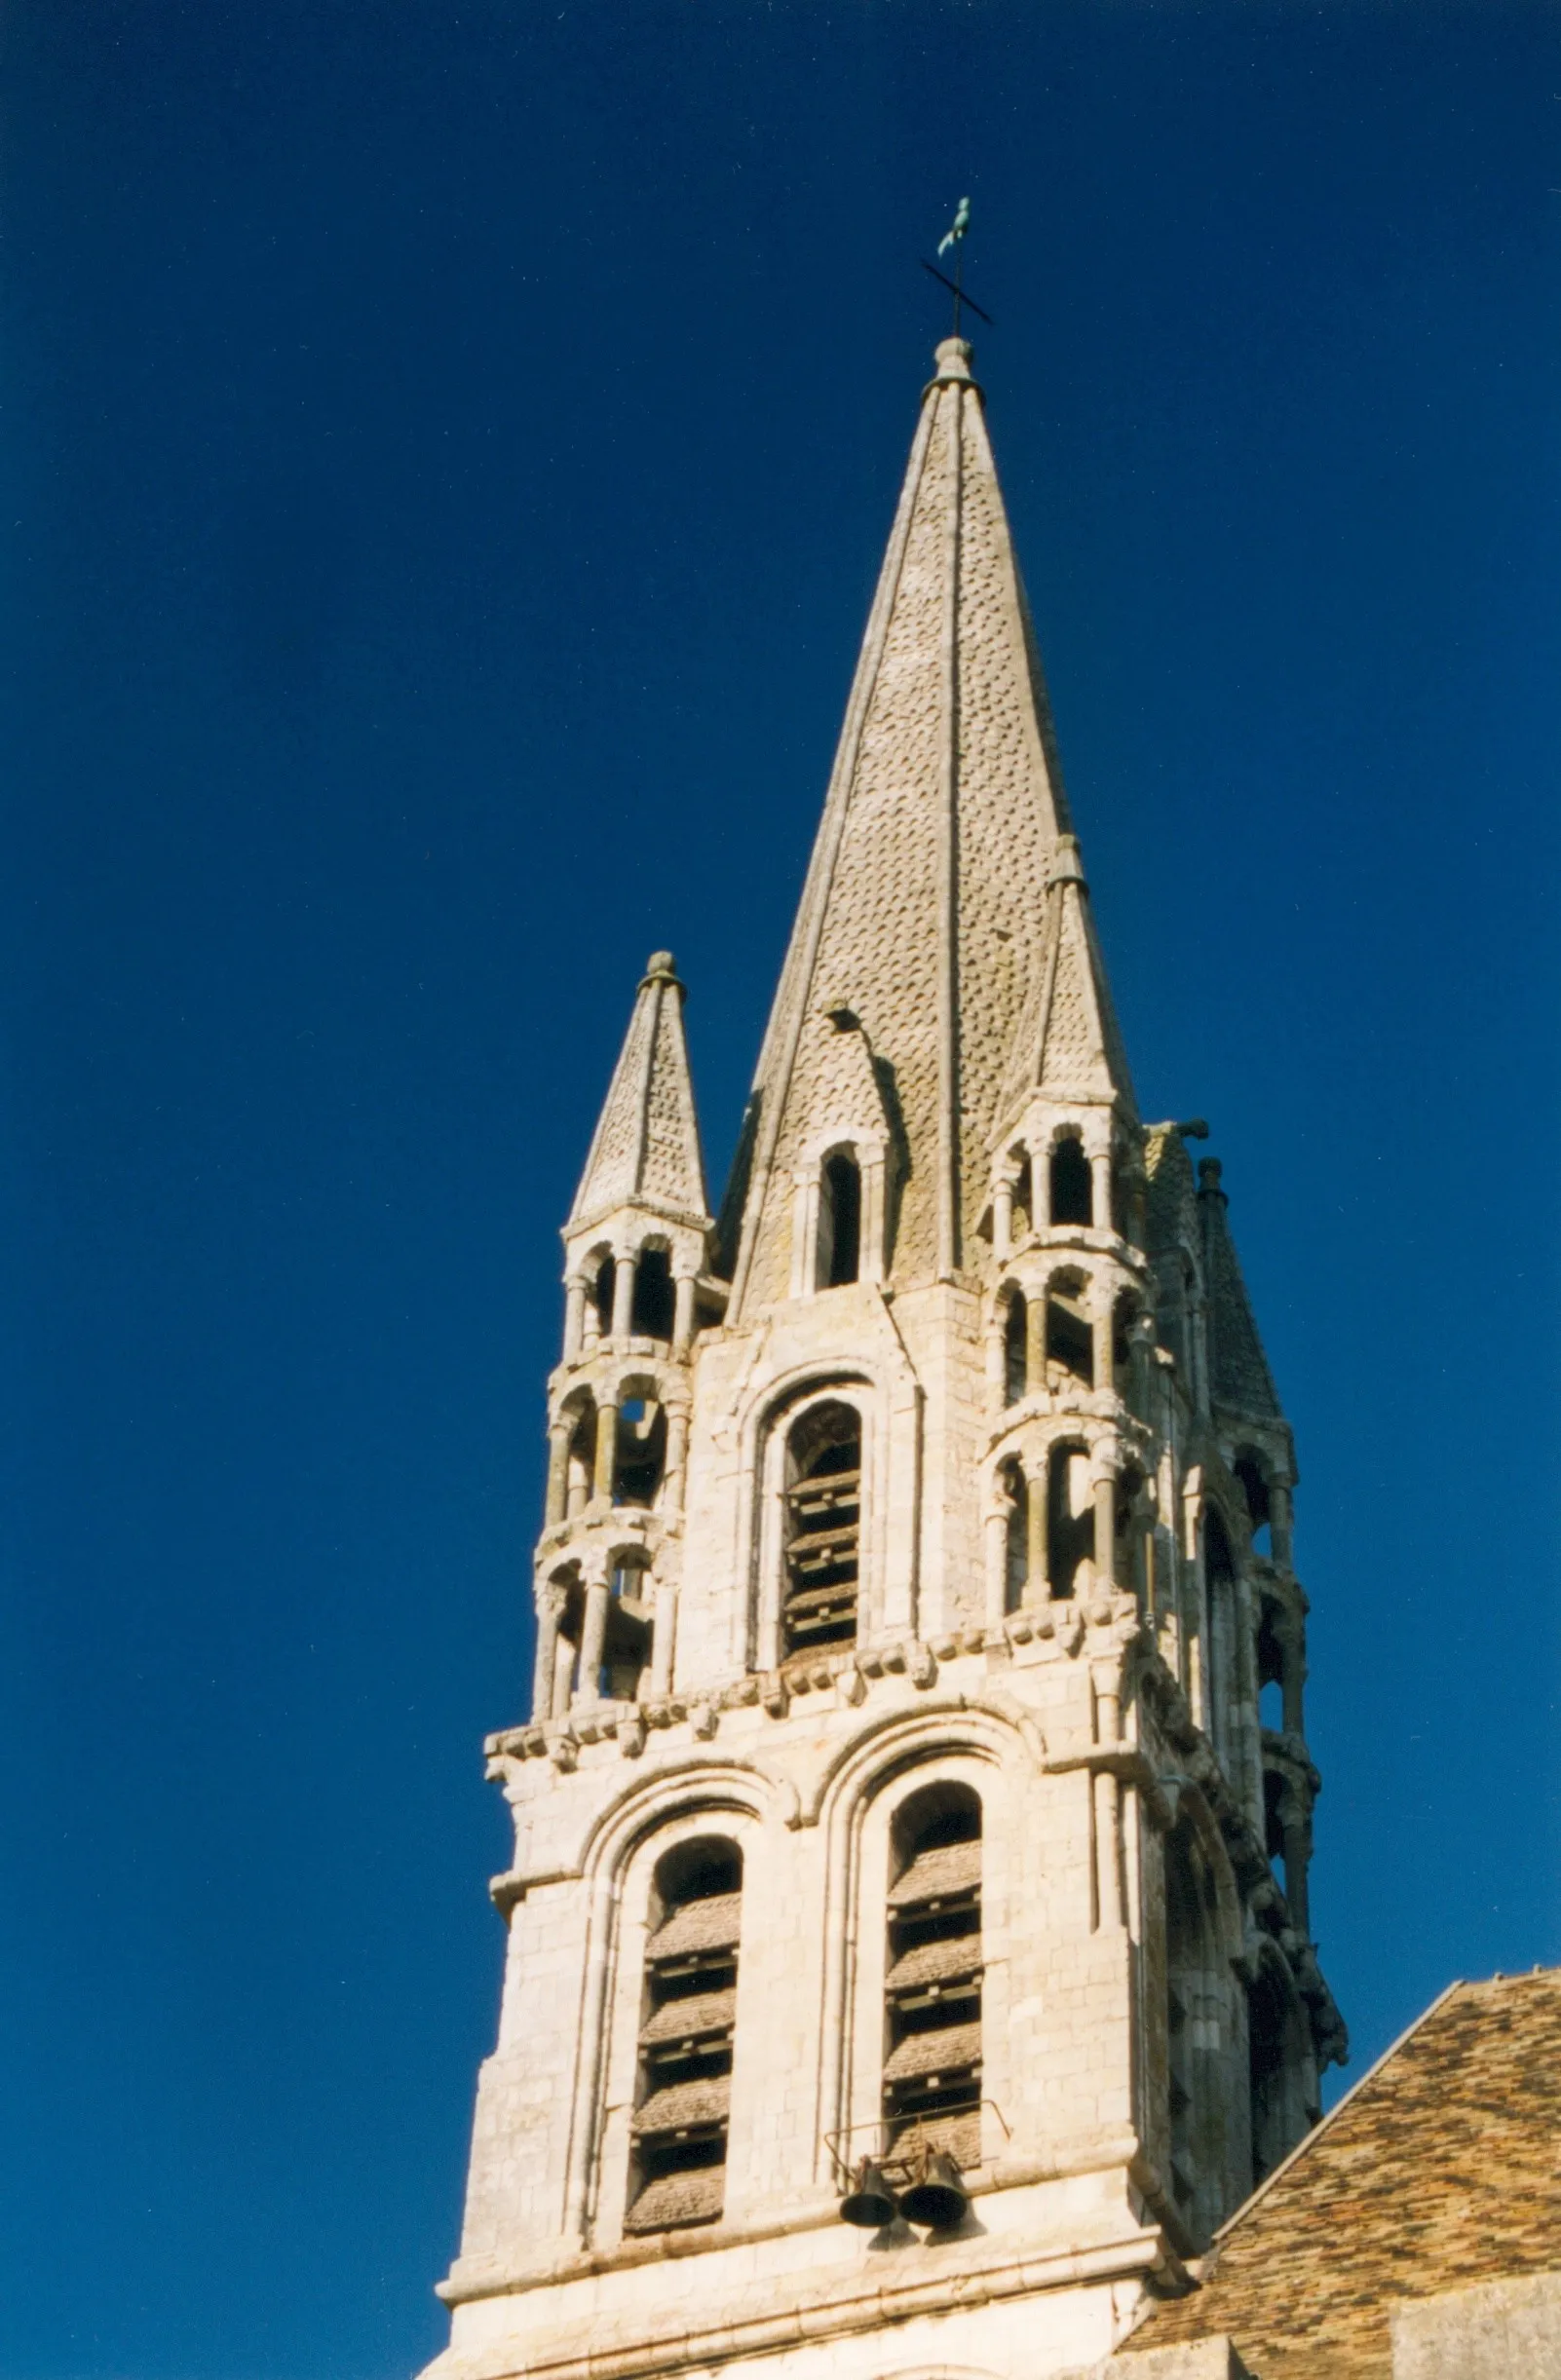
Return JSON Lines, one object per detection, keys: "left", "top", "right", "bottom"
{"left": 613, "top": 1389, "right": 666, "bottom": 1509}
{"left": 627, "top": 1838, "right": 742, "bottom": 2234}
{"left": 1000, "top": 1458, "right": 1028, "bottom": 1613}
{"left": 883, "top": 1785, "right": 982, "bottom": 2176}
{"left": 566, "top": 1398, "right": 597, "bottom": 1519}
{"left": 1049, "top": 1136, "right": 1092, "bottom": 1228}
{"left": 1115, "top": 1462, "right": 1146, "bottom": 1606}
{"left": 589, "top": 1253, "right": 616, "bottom": 1342}
{"left": 1003, "top": 1290, "right": 1028, "bottom": 1406}
{"left": 1045, "top": 1270, "right": 1094, "bottom": 1389}
{"left": 600, "top": 1552, "right": 653, "bottom": 1701}
{"left": 1235, "top": 1453, "right": 1272, "bottom": 1558}
{"left": 631, "top": 1245, "right": 676, "bottom": 1341}
{"left": 546, "top": 1563, "right": 585, "bottom": 1716}
{"left": 819, "top": 1151, "right": 862, "bottom": 1288}
{"left": 1047, "top": 1440, "right": 1093, "bottom": 1599}
{"left": 1256, "top": 1601, "right": 1286, "bottom": 1734}
{"left": 781, "top": 1400, "right": 861, "bottom": 1656}
{"left": 1204, "top": 1506, "right": 1237, "bottom": 1751}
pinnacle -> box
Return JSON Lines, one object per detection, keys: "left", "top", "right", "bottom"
{"left": 569, "top": 952, "right": 710, "bottom": 1233}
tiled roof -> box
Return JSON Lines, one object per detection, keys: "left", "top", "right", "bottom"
{"left": 1123, "top": 1969, "right": 1561, "bottom": 2379}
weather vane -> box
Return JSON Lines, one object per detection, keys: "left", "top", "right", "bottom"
{"left": 920, "top": 196, "right": 994, "bottom": 333}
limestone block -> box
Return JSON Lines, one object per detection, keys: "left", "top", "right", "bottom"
{"left": 1390, "top": 2270, "right": 1561, "bottom": 2378}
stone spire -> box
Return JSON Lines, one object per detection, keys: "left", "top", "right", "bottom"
{"left": 725, "top": 338, "right": 1079, "bottom": 1310}
{"left": 570, "top": 951, "right": 708, "bottom": 1235}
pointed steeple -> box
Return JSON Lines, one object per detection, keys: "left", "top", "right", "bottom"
{"left": 728, "top": 338, "right": 1087, "bottom": 1311}
{"left": 571, "top": 952, "right": 709, "bottom": 1235}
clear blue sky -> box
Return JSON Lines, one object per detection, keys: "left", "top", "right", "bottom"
{"left": 1, "top": 5, "right": 1556, "bottom": 2376}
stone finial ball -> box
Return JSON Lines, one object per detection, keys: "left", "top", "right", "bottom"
{"left": 646, "top": 951, "right": 676, "bottom": 977}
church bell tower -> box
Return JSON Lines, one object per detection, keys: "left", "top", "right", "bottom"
{"left": 419, "top": 339, "right": 1347, "bottom": 2380}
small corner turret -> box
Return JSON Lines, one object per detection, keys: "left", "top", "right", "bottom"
{"left": 531, "top": 952, "right": 721, "bottom": 1728}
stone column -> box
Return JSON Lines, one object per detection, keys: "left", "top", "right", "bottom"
{"left": 649, "top": 1581, "right": 677, "bottom": 1695}
{"left": 544, "top": 1421, "right": 571, "bottom": 1528}
{"left": 1094, "top": 1471, "right": 1118, "bottom": 1593}
{"left": 577, "top": 1569, "right": 610, "bottom": 1707}
{"left": 664, "top": 1405, "right": 690, "bottom": 1516}
{"left": 562, "top": 1274, "right": 588, "bottom": 1363}
{"left": 1281, "top": 1621, "right": 1307, "bottom": 1739}
{"left": 672, "top": 1266, "right": 698, "bottom": 1355}
{"left": 551, "top": 1622, "right": 576, "bottom": 1719}
{"left": 532, "top": 1585, "right": 564, "bottom": 1719}
{"left": 592, "top": 1393, "right": 619, "bottom": 1504}
{"left": 1027, "top": 1453, "right": 1048, "bottom": 1603}
{"left": 993, "top": 1174, "right": 1014, "bottom": 1261}
{"left": 1026, "top": 1289, "right": 1047, "bottom": 1399}
{"left": 1271, "top": 1483, "right": 1294, "bottom": 1571}
{"left": 984, "top": 1499, "right": 1009, "bottom": 1628}
{"left": 1089, "top": 1148, "right": 1113, "bottom": 1234}
{"left": 610, "top": 1250, "right": 635, "bottom": 1341}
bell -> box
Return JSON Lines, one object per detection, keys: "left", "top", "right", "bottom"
{"left": 898, "top": 2147, "right": 969, "bottom": 2230}
{"left": 839, "top": 2158, "right": 897, "bottom": 2229}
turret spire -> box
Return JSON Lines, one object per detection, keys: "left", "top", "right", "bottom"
{"left": 571, "top": 951, "right": 708, "bottom": 1234}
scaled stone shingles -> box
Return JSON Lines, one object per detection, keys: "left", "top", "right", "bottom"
{"left": 1124, "top": 1970, "right": 1561, "bottom": 2379}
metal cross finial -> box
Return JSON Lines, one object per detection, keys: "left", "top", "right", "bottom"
{"left": 920, "top": 195, "right": 995, "bottom": 331}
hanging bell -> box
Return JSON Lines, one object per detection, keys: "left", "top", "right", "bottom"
{"left": 839, "top": 2157, "right": 897, "bottom": 2229}
{"left": 898, "top": 2147, "right": 970, "bottom": 2230}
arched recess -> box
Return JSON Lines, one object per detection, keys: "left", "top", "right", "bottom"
{"left": 1001, "top": 1285, "right": 1028, "bottom": 1406}
{"left": 819, "top": 1146, "right": 862, "bottom": 1287}
{"left": 610, "top": 1373, "right": 668, "bottom": 1509}
{"left": 1161, "top": 1790, "right": 1243, "bottom": 2246}
{"left": 560, "top": 1765, "right": 790, "bottom": 2248}
{"left": 629, "top": 1239, "right": 677, "bottom": 1341}
{"left": 624, "top": 1833, "right": 744, "bottom": 2234}
{"left": 744, "top": 1369, "right": 880, "bottom": 1672}
{"left": 1049, "top": 1133, "right": 1093, "bottom": 1228}
{"left": 807, "top": 1706, "right": 1035, "bottom": 2183}
{"left": 780, "top": 1396, "right": 863, "bottom": 1657}
{"left": 882, "top": 1780, "right": 984, "bottom": 2173}
{"left": 558, "top": 1390, "right": 597, "bottom": 1521}
{"left": 1044, "top": 1266, "right": 1094, "bottom": 1390}
{"left": 1234, "top": 1449, "right": 1272, "bottom": 1556}
{"left": 586, "top": 1245, "right": 616, "bottom": 1344}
